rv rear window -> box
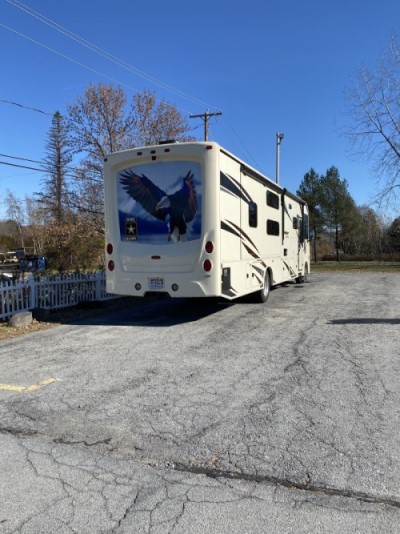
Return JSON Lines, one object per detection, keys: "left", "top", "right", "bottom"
{"left": 267, "top": 219, "right": 280, "bottom": 236}
{"left": 249, "top": 202, "right": 258, "bottom": 227}
{"left": 267, "top": 191, "right": 279, "bottom": 210}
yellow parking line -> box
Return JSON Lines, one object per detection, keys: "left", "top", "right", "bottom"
{"left": 0, "top": 378, "right": 58, "bottom": 392}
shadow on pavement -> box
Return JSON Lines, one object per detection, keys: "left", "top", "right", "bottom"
{"left": 329, "top": 318, "right": 400, "bottom": 325}
{"left": 44, "top": 296, "right": 235, "bottom": 328}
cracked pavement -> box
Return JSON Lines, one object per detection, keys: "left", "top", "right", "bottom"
{"left": 1, "top": 272, "right": 399, "bottom": 532}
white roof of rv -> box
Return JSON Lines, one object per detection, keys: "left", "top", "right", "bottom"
{"left": 104, "top": 141, "right": 306, "bottom": 201}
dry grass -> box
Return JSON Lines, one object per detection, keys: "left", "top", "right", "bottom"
{"left": 312, "top": 261, "right": 400, "bottom": 273}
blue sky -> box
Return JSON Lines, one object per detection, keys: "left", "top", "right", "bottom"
{"left": 1, "top": 0, "right": 399, "bottom": 220}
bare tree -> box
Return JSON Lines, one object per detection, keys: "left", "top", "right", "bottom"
{"left": 357, "top": 205, "right": 386, "bottom": 257}
{"left": 25, "top": 197, "right": 47, "bottom": 256}
{"left": 132, "top": 89, "right": 195, "bottom": 146}
{"left": 345, "top": 35, "right": 400, "bottom": 206}
{"left": 68, "top": 83, "right": 133, "bottom": 177}
{"left": 5, "top": 190, "right": 25, "bottom": 250}
{"left": 67, "top": 84, "right": 195, "bottom": 235}
{"left": 67, "top": 84, "right": 135, "bottom": 234}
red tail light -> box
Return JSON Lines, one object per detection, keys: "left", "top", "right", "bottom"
{"left": 203, "top": 259, "right": 212, "bottom": 272}
{"left": 107, "top": 243, "right": 113, "bottom": 254}
{"left": 205, "top": 241, "right": 214, "bottom": 253}
{"left": 108, "top": 260, "right": 115, "bottom": 271}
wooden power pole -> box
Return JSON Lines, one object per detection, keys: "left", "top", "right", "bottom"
{"left": 190, "top": 110, "right": 222, "bottom": 141}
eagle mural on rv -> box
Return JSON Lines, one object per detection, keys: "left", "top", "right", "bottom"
{"left": 119, "top": 168, "right": 198, "bottom": 241}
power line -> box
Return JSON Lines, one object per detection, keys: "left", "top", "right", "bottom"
{"left": 0, "top": 98, "right": 51, "bottom": 115}
{"left": 0, "top": 23, "right": 132, "bottom": 91}
{"left": 0, "top": 152, "right": 75, "bottom": 173}
{"left": 3, "top": 1, "right": 260, "bottom": 168}
{"left": 0, "top": 160, "right": 45, "bottom": 173}
{"left": 6, "top": 0, "right": 215, "bottom": 110}
{"left": 0, "top": 154, "right": 99, "bottom": 182}
{"left": 0, "top": 152, "right": 46, "bottom": 166}
{"left": 224, "top": 122, "right": 263, "bottom": 170}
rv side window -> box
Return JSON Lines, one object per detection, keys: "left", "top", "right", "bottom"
{"left": 266, "top": 191, "right": 279, "bottom": 210}
{"left": 249, "top": 202, "right": 258, "bottom": 227}
{"left": 267, "top": 219, "right": 280, "bottom": 236}
{"left": 293, "top": 217, "right": 298, "bottom": 230}
{"left": 301, "top": 214, "right": 309, "bottom": 241}
{"left": 303, "top": 213, "right": 310, "bottom": 239}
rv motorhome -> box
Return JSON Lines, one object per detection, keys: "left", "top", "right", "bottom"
{"left": 104, "top": 141, "right": 310, "bottom": 303}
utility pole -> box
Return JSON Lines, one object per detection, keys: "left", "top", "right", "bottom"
{"left": 190, "top": 110, "right": 223, "bottom": 141}
{"left": 275, "top": 132, "right": 284, "bottom": 185}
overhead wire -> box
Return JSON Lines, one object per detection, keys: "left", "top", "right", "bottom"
{"left": 0, "top": 98, "right": 52, "bottom": 115}
{"left": 6, "top": 0, "right": 215, "bottom": 110}
{"left": 5, "top": 0, "right": 246, "bottom": 156}
{"left": 225, "top": 122, "right": 263, "bottom": 170}
{"left": 2, "top": 1, "right": 260, "bottom": 172}
{"left": 0, "top": 23, "right": 135, "bottom": 92}
{"left": 0, "top": 153, "right": 100, "bottom": 182}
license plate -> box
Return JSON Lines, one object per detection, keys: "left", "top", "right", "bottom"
{"left": 148, "top": 277, "right": 164, "bottom": 290}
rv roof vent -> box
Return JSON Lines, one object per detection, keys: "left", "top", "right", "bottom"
{"left": 159, "top": 139, "right": 177, "bottom": 145}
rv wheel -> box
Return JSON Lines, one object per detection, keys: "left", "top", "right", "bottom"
{"left": 254, "top": 271, "right": 270, "bottom": 303}
{"left": 295, "top": 264, "right": 308, "bottom": 284}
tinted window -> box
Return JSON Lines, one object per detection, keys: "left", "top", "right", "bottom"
{"left": 267, "top": 191, "right": 279, "bottom": 209}
{"left": 301, "top": 214, "right": 309, "bottom": 241}
{"left": 249, "top": 202, "right": 258, "bottom": 227}
{"left": 267, "top": 219, "right": 280, "bottom": 236}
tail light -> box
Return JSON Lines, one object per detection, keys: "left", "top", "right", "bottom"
{"left": 107, "top": 243, "right": 113, "bottom": 254}
{"left": 108, "top": 260, "right": 115, "bottom": 271}
{"left": 205, "top": 241, "right": 214, "bottom": 253}
{"left": 203, "top": 259, "right": 212, "bottom": 272}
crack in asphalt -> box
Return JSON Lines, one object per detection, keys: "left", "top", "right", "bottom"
{"left": 0, "top": 426, "right": 37, "bottom": 437}
{"left": 53, "top": 436, "right": 112, "bottom": 447}
{"left": 173, "top": 462, "right": 400, "bottom": 510}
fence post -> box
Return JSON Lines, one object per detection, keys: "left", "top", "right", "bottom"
{"left": 29, "top": 277, "right": 36, "bottom": 310}
{"left": 95, "top": 272, "right": 102, "bottom": 301}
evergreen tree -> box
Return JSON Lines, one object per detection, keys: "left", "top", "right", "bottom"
{"left": 387, "top": 217, "right": 400, "bottom": 251}
{"left": 319, "top": 167, "right": 355, "bottom": 261}
{"left": 297, "top": 168, "right": 323, "bottom": 262}
{"left": 41, "top": 111, "right": 73, "bottom": 223}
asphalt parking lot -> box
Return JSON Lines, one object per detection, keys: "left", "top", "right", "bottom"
{"left": 0, "top": 272, "right": 399, "bottom": 533}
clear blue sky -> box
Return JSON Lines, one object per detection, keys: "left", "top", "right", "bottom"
{"left": 1, "top": 0, "right": 399, "bottom": 219}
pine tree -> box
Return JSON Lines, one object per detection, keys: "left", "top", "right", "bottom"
{"left": 41, "top": 111, "right": 73, "bottom": 223}
{"left": 297, "top": 168, "right": 324, "bottom": 262}
{"left": 319, "top": 167, "right": 356, "bottom": 261}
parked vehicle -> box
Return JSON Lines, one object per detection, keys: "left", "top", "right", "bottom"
{"left": 104, "top": 141, "right": 310, "bottom": 303}
{"left": 0, "top": 253, "right": 18, "bottom": 264}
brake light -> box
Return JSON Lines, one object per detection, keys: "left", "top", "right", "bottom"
{"left": 203, "top": 259, "right": 212, "bottom": 272}
{"left": 108, "top": 260, "right": 115, "bottom": 271}
{"left": 205, "top": 241, "right": 214, "bottom": 253}
{"left": 107, "top": 243, "right": 113, "bottom": 254}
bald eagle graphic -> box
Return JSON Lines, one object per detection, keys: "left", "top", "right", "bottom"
{"left": 120, "top": 168, "right": 198, "bottom": 241}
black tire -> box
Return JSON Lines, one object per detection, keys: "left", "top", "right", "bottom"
{"left": 295, "top": 263, "right": 308, "bottom": 284}
{"left": 254, "top": 270, "right": 270, "bottom": 303}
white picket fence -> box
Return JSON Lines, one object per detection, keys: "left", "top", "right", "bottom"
{"left": 0, "top": 272, "right": 119, "bottom": 321}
